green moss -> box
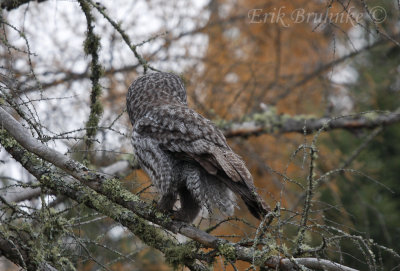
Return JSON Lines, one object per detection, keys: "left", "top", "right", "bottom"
{"left": 252, "top": 239, "right": 282, "bottom": 266}
{"left": 102, "top": 178, "right": 140, "bottom": 202}
{"left": 132, "top": 216, "right": 167, "bottom": 245}
{"left": 41, "top": 213, "right": 69, "bottom": 241}
{"left": 363, "top": 111, "right": 380, "bottom": 121}
{"left": 86, "top": 99, "right": 103, "bottom": 133}
{"left": 217, "top": 243, "right": 237, "bottom": 263}
{"left": 79, "top": 193, "right": 185, "bottom": 269}
{"left": 0, "top": 129, "right": 17, "bottom": 148}
{"left": 76, "top": 182, "right": 125, "bottom": 219}
{"left": 79, "top": 0, "right": 103, "bottom": 162}
{"left": 0, "top": 129, "right": 42, "bottom": 168}
{"left": 0, "top": 190, "right": 75, "bottom": 270}
{"left": 248, "top": 109, "right": 278, "bottom": 133}
{"left": 83, "top": 33, "right": 101, "bottom": 56}
{"left": 164, "top": 242, "right": 197, "bottom": 269}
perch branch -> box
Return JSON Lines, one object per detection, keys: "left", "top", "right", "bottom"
{"left": 0, "top": 105, "right": 360, "bottom": 270}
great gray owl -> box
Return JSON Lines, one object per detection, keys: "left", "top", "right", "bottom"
{"left": 127, "top": 72, "right": 268, "bottom": 222}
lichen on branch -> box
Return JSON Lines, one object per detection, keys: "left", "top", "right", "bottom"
{"left": 78, "top": 0, "right": 104, "bottom": 164}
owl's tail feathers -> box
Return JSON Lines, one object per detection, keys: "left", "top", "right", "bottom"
{"left": 232, "top": 182, "right": 270, "bottom": 220}
{"left": 213, "top": 150, "right": 270, "bottom": 220}
{"left": 243, "top": 189, "right": 270, "bottom": 220}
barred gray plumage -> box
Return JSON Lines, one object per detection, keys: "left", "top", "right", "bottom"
{"left": 126, "top": 72, "right": 268, "bottom": 222}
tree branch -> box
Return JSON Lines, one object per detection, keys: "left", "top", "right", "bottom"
{"left": 0, "top": 130, "right": 208, "bottom": 270}
{"left": 223, "top": 110, "right": 400, "bottom": 138}
{"left": 1, "top": 186, "right": 41, "bottom": 203}
{"left": 0, "top": 105, "right": 361, "bottom": 270}
{"left": 78, "top": 0, "right": 104, "bottom": 163}
{"left": 0, "top": 0, "right": 48, "bottom": 11}
{"left": 0, "top": 105, "right": 219, "bottom": 246}
{"left": 0, "top": 233, "right": 59, "bottom": 271}
{"left": 267, "top": 256, "right": 358, "bottom": 271}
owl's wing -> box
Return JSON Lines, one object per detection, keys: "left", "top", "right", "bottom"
{"left": 134, "top": 104, "right": 269, "bottom": 219}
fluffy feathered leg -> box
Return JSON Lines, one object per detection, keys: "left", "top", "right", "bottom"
{"left": 174, "top": 186, "right": 201, "bottom": 223}
{"left": 158, "top": 193, "right": 177, "bottom": 212}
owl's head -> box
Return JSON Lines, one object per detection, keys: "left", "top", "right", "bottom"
{"left": 126, "top": 72, "right": 188, "bottom": 125}
{"left": 129, "top": 72, "right": 187, "bottom": 104}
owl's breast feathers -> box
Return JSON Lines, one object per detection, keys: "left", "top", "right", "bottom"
{"left": 134, "top": 104, "right": 269, "bottom": 219}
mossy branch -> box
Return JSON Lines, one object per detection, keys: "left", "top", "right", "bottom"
{"left": 0, "top": 128, "right": 209, "bottom": 271}
{"left": 222, "top": 109, "right": 400, "bottom": 138}
{"left": 0, "top": 105, "right": 363, "bottom": 270}
{"left": 295, "top": 144, "right": 317, "bottom": 256}
{"left": 87, "top": 0, "right": 161, "bottom": 73}
{"left": 78, "top": 0, "right": 103, "bottom": 163}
